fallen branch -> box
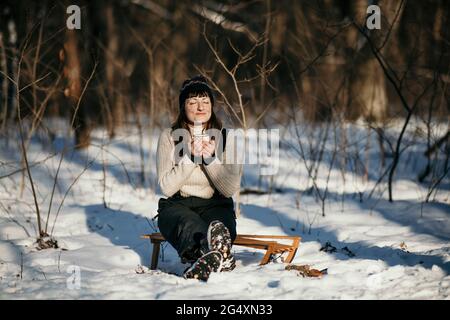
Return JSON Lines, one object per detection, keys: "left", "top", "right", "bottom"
{"left": 285, "top": 264, "right": 327, "bottom": 278}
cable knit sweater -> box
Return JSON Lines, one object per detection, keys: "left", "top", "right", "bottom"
{"left": 156, "top": 128, "right": 242, "bottom": 199}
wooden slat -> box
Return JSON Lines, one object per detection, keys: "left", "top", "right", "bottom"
{"left": 141, "top": 232, "right": 301, "bottom": 269}
{"left": 142, "top": 233, "right": 301, "bottom": 242}
{"left": 238, "top": 234, "right": 302, "bottom": 240}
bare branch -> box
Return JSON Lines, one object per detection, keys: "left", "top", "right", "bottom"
{"left": 193, "top": 4, "right": 258, "bottom": 42}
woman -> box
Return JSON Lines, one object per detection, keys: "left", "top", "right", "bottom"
{"left": 156, "top": 75, "right": 242, "bottom": 281}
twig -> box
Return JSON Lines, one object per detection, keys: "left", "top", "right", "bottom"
{"left": 50, "top": 158, "right": 96, "bottom": 235}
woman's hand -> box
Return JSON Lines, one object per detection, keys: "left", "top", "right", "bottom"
{"left": 202, "top": 139, "right": 216, "bottom": 158}
{"left": 191, "top": 137, "right": 203, "bottom": 157}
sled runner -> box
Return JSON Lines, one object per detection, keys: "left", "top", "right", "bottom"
{"left": 141, "top": 233, "right": 301, "bottom": 270}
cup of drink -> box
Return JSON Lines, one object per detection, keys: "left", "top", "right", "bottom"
{"left": 193, "top": 133, "right": 210, "bottom": 142}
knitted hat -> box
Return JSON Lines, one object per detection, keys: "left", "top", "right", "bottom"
{"left": 179, "top": 75, "right": 215, "bottom": 111}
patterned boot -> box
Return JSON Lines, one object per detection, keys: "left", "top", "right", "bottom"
{"left": 183, "top": 251, "right": 223, "bottom": 281}
{"left": 207, "top": 220, "right": 236, "bottom": 272}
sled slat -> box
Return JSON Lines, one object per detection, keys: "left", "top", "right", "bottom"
{"left": 141, "top": 232, "right": 301, "bottom": 270}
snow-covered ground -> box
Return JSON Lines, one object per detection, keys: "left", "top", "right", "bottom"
{"left": 0, "top": 118, "right": 449, "bottom": 299}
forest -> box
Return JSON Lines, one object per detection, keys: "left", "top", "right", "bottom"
{"left": 0, "top": 0, "right": 449, "bottom": 299}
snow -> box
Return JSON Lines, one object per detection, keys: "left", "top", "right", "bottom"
{"left": 0, "top": 118, "right": 449, "bottom": 299}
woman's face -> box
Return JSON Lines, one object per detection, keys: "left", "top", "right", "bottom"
{"left": 184, "top": 94, "right": 212, "bottom": 125}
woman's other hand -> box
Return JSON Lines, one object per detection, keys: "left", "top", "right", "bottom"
{"left": 202, "top": 139, "right": 216, "bottom": 158}
{"left": 190, "top": 137, "right": 204, "bottom": 157}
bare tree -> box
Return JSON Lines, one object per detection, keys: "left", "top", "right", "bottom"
{"left": 196, "top": 23, "right": 278, "bottom": 216}
{"left": 354, "top": 22, "right": 435, "bottom": 202}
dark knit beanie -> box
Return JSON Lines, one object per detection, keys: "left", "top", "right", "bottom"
{"left": 179, "top": 75, "right": 215, "bottom": 111}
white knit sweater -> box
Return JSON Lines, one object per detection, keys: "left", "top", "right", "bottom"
{"left": 156, "top": 128, "right": 242, "bottom": 199}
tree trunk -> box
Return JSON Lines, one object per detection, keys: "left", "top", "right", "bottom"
{"left": 105, "top": 3, "right": 123, "bottom": 137}
{"left": 63, "top": 28, "right": 90, "bottom": 148}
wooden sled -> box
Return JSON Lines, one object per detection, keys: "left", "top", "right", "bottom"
{"left": 141, "top": 233, "right": 301, "bottom": 270}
